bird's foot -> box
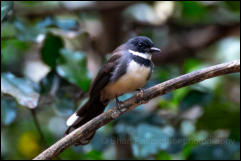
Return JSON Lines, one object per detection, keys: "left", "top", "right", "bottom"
{"left": 115, "top": 96, "right": 122, "bottom": 111}
{"left": 136, "top": 88, "right": 144, "bottom": 97}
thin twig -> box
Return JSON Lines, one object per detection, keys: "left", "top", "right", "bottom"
{"left": 33, "top": 59, "right": 240, "bottom": 160}
{"left": 30, "top": 109, "right": 46, "bottom": 146}
{"left": 30, "top": 109, "right": 63, "bottom": 160}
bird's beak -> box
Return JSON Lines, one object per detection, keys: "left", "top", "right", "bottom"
{"left": 150, "top": 47, "right": 161, "bottom": 54}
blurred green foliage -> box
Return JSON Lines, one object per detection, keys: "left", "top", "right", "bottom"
{"left": 41, "top": 33, "right": 64, "bottom": 68}
{"left": 181, "top": 1, "right": 207, "bottom": 22}
{"left": 57, "top": 48, "right": 91, "bottom": 92}
{"left": 225, "top": 1, "right": 240, "bottom": 13}
{"left": 1, "top": 1, "right": 13, "bottom": 22}
{"left": 1, "top": 1, "right": 240, "bottom": 160}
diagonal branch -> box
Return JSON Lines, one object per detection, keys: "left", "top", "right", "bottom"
{"left": 33, "top": 59, "right": 240, "bottom": 160}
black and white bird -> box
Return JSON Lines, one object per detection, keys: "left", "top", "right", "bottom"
{"left": 65, "top": 36, "right": 161, "bottom": 145}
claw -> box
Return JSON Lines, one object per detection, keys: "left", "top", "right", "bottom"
{"left": 115, "top": 96, "right": 121, "bottom": 110}
{"left": 136, "top": 88, "right": 144, "bottom": 97}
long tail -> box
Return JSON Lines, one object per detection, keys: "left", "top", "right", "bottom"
{"left": 64, "top": 98, "right": 106, "bottom": 145}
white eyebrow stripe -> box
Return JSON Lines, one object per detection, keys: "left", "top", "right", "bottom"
{"left": 128, "top": 49, "right": 152, "bottom": 60}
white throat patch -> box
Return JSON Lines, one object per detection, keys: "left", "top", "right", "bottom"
{"left": 128, "top": 49, "right": 152, "bottom": 60}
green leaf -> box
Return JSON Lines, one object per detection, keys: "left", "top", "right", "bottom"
{"left": 225, "top": 1, "right": 240, "bottom": 13}
{"left": 1, "top": 22, "right": 16, "bottom": 38}
{"left": 83, "top": 150, "right": 103, "bottom": 160}
{"left": 180, "top": 1, "right": 207, "bottom": 22}
{"left": 1, "top": 39, "right": 29, "bottom": 63}
{"left": 58, "top": 148, "right": 82, "bottom": 160}
{"left": 128, "top": 123, "right": 174, "bottom": 158}
{"left": 183, "top": 58, "right": 201, "bottom": 73}
{"left": 41, "top": 33, "right": 64, "bottom": 68}
{"left": 1, "top": 73, "right": 40, "bottom": 109}
{"left": 56, "top": 48, "right": 91, "bottom": 92}
{"left": 156, "top": 151, "right": 172, "bottom": 160}
{"left": 182, "top": 143, "right": 197, "bottom": 159}
{"left": 1, "top": 96, "right": 18, "bottom": 126}
{"left": 1, "top": 1, "right": 13, "bottom": 22}
{"left": 172, "top": 87, "right": 190, "bottom": 107}
{"left": 179, "top": 89, "right": 213, "bottom": 112}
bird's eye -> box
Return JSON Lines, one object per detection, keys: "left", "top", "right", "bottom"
{"left": 138, "top": 43, "right": 143, "bottom": 47}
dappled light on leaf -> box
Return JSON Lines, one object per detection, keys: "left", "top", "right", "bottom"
{"left": 1, "top": 73, "right": 40, "bottom": 109}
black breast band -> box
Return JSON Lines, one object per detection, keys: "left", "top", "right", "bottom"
{"left": 131, "top": 54, "right": 151, "bottom": 67}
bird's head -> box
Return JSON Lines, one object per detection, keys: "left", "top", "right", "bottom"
{"left": 126, "top": 36, "right": 161, "bottom": 54}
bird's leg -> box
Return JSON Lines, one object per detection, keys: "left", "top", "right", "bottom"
{"left": 136, "top": 88, "right": 144, "bottom": 97}
{"left": 115, "top": 96, "right": 121, "bottom": 110}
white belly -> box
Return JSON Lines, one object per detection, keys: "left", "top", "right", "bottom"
{"left": 101, "top": 60, "right": 151, "bottom": 101}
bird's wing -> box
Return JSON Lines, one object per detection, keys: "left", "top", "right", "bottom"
{"left": 89, "top": 51, "right": 122, "bottom": 98}
{"left": 66, "top": 52, "right": 122, "bottom": 128}
{"left": 65, "top": 50, "right": 124, "bottom": 138}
